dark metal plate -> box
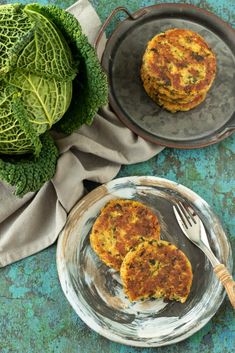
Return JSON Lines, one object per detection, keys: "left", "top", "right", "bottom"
{"left": 101, "top": 4, "right": 235, "bottom": 148}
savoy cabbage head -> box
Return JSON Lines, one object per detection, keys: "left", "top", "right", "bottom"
{"left": 0, "top": 3, "right": 108, "bottom": 196}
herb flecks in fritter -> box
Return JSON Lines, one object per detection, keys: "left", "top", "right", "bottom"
{"left": 120, "top": 240, "right": 193, "bottom": 303}
{"left": 141, "top": 28, "right": 216, "bottom": 112}
{"left": 90, "top": 199, "right": 160, "bottom": 271}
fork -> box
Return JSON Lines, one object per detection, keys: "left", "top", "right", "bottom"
{"left": 173, "top": 202, "right": 235, "bottom": 309}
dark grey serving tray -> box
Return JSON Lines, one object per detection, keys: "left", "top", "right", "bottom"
{"left": 99, "top": 4, "right": 235, "bottom": 148}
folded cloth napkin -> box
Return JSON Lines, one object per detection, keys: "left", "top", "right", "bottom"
{"left": 0, "top": 0, "right": 164, "bottom": 267}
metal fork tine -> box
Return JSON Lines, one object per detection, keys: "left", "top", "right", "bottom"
{"left": 177, "top": 201, "right": 197, "bottom": 225}
{"left": 178, "top": 201, "right": 193, "bottom": 226}
{"left": 174, "top": 203, "right": 189, "bottom": 229}
{"left": 184, "top": 204, "right": 197, "bottom": 224}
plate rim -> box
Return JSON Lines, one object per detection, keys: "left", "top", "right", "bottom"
{"left": 56, "top": 176, "right": 233, "bottom": 347}
{"left": 101, "top": 3, "right": 235, "bottom": 149}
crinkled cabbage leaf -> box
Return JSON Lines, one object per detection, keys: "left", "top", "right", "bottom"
{"left": 0, "top": 82, "right": 42, "bottom": 155}
{"left": 0, "top": 4, "right": 34, "bottom": 75}
{"left": 16, "top": 6, "right": 78, "bottom": 81}
{"left": 8, "top": 71, "right": 72, "bottom": 135}
{"left": 0, "top": 4, "right": 75, "bottom": 156}
{"left": 0, "top": 3, "right": 108, "bottom": 196}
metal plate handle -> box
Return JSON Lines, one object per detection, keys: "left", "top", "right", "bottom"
{"left": 94, "top": 6, "right": 147, "bottom": 52}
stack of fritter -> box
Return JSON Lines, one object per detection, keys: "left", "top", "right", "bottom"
{"left": 140, "top": 28, "right": 217, "bottom": 112}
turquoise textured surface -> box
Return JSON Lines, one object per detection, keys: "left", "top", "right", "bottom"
{"left": 0, "top": 0, "right": 234, "bottom": 352}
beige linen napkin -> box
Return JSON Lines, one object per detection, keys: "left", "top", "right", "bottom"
{"left": 0, "top": 0, "right": 164, "bottom": 267}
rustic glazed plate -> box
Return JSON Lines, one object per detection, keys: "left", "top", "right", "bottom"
{"left": 56, "top": 176, "right": 232, "bottom": 347}
{"left": 100, "top": 4, "right": 235, "bottom": 148}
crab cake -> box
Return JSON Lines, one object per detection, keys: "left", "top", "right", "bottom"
{"left": 140, "top": 28, "right": 216, "bottom": 112}
{"left": 90, "top": 199, "right": 160, "bottom": 271}
{"left": 120, "top": 240, "right": 193, "bottom": 303}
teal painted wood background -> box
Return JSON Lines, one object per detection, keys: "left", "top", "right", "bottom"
{"left": 0, "top": 0, "right": 234, "bottom": 352}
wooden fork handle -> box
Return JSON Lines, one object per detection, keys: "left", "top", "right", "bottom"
{"left": 214, "top": 264, "right": 235, "bottom": 309}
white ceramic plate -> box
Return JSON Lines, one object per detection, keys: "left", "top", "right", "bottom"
{"left": 56, "top": 176, "right": 232, "bottom": 347}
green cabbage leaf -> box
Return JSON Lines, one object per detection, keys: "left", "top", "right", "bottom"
{"left": 8, "top": 71, "right": 72, "bottom": 135}
{"left": 0, "top": 82, "right": 42, "bottom": 155}
{"left": 0, "top": 132, "right": 58, "bottom": 196}
{"left": 0, "top": 3, "right": 108, "bottom": 196}
{"left": 15, "top": 5, "right": 78, "bottom": 81}
{"left": 25, "top": 3, "right": 108, "bottom": 134}
{"left": 0, "top": 4, "right": 34, "bottom": 75}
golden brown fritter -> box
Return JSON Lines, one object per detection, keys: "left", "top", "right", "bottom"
{"left": 90, "top": 199, "right": 161, "bottom": 271}
{"left": 120, "top": 240, "right": 193, "bottom": 303}
{"left": 158, "top": 92, "right": 207, "bottom": 112}
{"left": 140, "top": 28, "right": 216, "bottom": 112}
